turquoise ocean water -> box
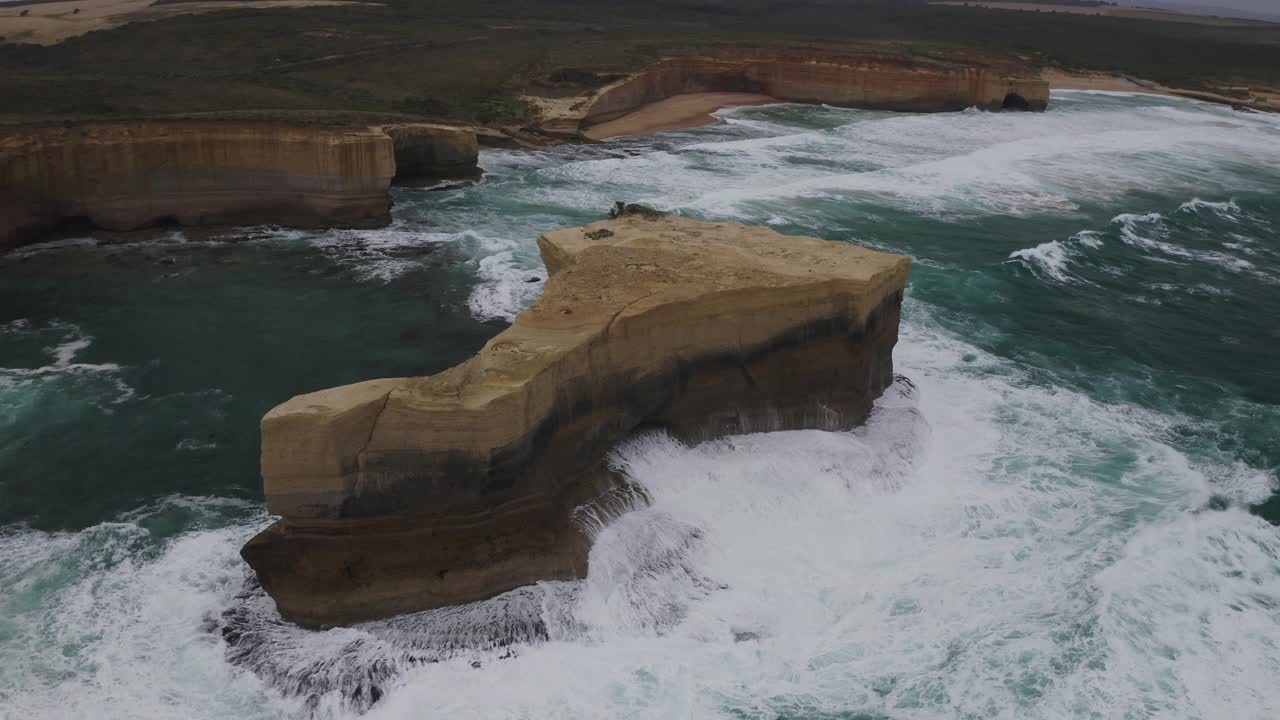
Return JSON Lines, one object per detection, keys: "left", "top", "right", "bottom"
{"left": 1, "top": 91, "right": 1279, "bottom": 719}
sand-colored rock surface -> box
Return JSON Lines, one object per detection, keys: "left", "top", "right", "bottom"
{"left": 0, "top": 122, "right": 481, "bottom": 249}
{"left": 0, "top": 122, "right": 395, "bottom": 249}
{"left": 243, "top": 211, "right": 911, "bottom": 626}
{"left": 576, "top": 49, "right": 1048, "bottom": 136}
{"left": 0, "top": 0, "right": 370, "bottom": 46}
{"left": 582, "top": 92, "right": 775, "bottom": 140}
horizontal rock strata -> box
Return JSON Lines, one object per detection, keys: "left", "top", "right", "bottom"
{"left": 576, "top": 49, "right": 1049, "bottom": 131}
{"left": 0, "top": 122, "right": 480, "bottom": 250}
{"left": 242, "top": 212, "right": 911, "bottom": 627}
{"left": 381, "top": 123, "right": 481, "bottom": 184}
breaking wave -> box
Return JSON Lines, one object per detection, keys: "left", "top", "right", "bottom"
{"left": 0, "top": 319, "right": 134, "bottom": 403}
{"left": 1007, "top": 230, "right": 1104, "bottom": 284}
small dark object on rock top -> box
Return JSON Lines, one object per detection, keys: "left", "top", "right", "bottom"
{"left": 470, "top": 660, "right": 482, "bottom": 669}
{"left": 609, "top": 201, "right": 666, "bottom": 220}
{"left": 585, "top": 228, "right": 613, "bottom": 240}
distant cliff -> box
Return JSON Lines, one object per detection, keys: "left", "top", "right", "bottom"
{"left": 0, "top": 122, "right": 479, "bottom": 250}
{"left": 575, "top": 49, "right": 1049, "bottom": 130}
{"left": 242, "top": 212, "right": 911, "bottom": 627}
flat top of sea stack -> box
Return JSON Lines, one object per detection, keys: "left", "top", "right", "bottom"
{"left": 267, "top": 212, "right": 910, "bottom": 422}
{"left": 400, "top": 212, "right": 910, "bottom": 401}
{"left": 540, "top": 212, "right": 904, "bottom": 286}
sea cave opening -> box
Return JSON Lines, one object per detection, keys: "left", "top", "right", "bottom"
{"left": 1002, "top": 92, "right": 1032, "bottom": 111}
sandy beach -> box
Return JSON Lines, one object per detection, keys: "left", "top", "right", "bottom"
{"left": 585, "top": 71, "right": 1278, "bottom": 142}
{"left": 1042, "top": 68, "right": 1278, "bottom": 112}
{"left": 583, "top": 92, "right": 776, "bottom": 141}
{"left": 1040, "top": 68, "right": 1157, "bottom": 93}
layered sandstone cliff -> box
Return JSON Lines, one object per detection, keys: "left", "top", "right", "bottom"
{"left": 242, "top": 212, "right": 911, "bottom": 627}
{"left": 0, "top": 122, "right": 480, "bottom": 250}
{"left": 564, "top": 49, "right": 1048, "bottom": 135}
{"left": 381, "top": 123, "right": 481, "bottom": 184}
{"left": 0, "top": 123, "right": 394, "bottom": 249}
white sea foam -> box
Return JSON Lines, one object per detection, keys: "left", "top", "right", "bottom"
{"left": 0, "top": 321, "right": 134, "bottom": 403}
{"left": 256, "top": 92, "right": 1280, "bottom": 303}
{"left": 287, "top": 222, "right": 456, "bottom": 282}
{"left": 668, "top": 99, "right": 1279, "bottom": 219}
{"left": 3, "top": 299, "right": 1275, "bottom": 720}
{"left": 1113, "top": 211, "right": 1257, "bottom": 273}
{"left": 5, "top": 236, "right": 99, "bottom": 256}
{"left": 467, "top": 250, "right": 544, "bottom": 322}
{"left": 0, "top": 498, "right": 287, "bottom": 720}
{"left": 347, "top": 306, "right": 1280, "bottom": 720}
{"left": 1086, "top": 509, "right": 1280, "bottom": 719}
{"left": 1179, "top": 197, "right": 1243, "bottom": 218}
{"left": 1008, "top": 239, "right": 1078, "bottom": 282}
{"left": 1006, "top": 230, "right": 1105, "bottom": 284}
{"left": 1075, "top": 229, "right": 1104, "bottom": 248}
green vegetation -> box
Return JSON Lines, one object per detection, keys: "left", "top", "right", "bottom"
{"left": 1, "top": 0, "right": 1277, "bottom": 126}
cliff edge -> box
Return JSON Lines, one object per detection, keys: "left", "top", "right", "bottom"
{"left": 242, "top": 212, "right": 911, "bottom": 627}
{"left": 525, "top": 49, "right": 1050, "bottom": 138}
{"left": 582, "top": 50, "right": 1049, "bottom": 127}
{"left": 0, "top": 122, "right": 479, "bottom": 250}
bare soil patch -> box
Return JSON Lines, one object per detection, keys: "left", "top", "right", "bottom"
{"left": 0, "top": 0, "right": 370, "bottom": 45}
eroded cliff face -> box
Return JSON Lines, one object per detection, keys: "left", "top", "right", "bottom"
{"left": 0, "top": 123, "right": 395, "bottom": 249}
{"left": 381, "top": 123, "right": 481, "bottom": 184}
{"left": 242, "top": 213, "right": 911, "bottom": 627}
{"left": 579, "top": 49, "right": 1050, "bottom": 129}
{"left": 0, "top": 122, "right": 482, "bottom": 250}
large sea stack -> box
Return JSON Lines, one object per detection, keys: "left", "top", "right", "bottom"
{"left": 242, "top": 212, "right": 912, "bottom": 627}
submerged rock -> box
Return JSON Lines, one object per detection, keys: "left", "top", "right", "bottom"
{"left": 242, "top": 214, "right": 911, "bottom": 627}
